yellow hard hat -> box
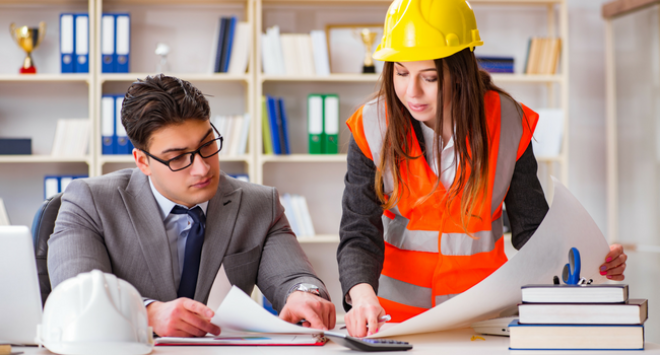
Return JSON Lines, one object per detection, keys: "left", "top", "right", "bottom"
{"left": 373, "top": 0, "right": 484, "bottom": 62}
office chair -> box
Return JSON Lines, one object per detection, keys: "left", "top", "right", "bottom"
{"left": 31, "top": 193, "right": 62, "bottom": 306}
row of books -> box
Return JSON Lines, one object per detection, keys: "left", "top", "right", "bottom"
{"left": 59, "top": 13, "right": 89, "bottom": 73}
{"left": 44, "top": 175, "right": 87, "bottom": 199}
{"left": 476, "top": 56, "right": 514, "bottom": 74}
{"left": 279, "top": 193, "right": 315, "bottom": 238}
{"left": 101, "top": 13, "right": 131, "bottom": 73}
{"left": 209, "top": 114, "right": 251, "bottom": 156}
{"left": 510, "top": 283, "right": 646, "bottom": 350}
{"left": 524, "top": 37, "right": 561, "bottom": 75}
{"left": 210, "top": 17, "right": 251, "bottom": 74}
{"left": 261, "top": 26, "right": 330, "bottom": 76}
{"left": 51, "top": 119, "right": 90, "bottom": 157}
{"left": 102, "top": 95, "right": 133, "bottom": 155}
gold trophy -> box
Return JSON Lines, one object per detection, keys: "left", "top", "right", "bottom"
{"left": 357, "top": 28, "right": 377, "bottom": 74}
{"left": 9, "top": 22, "right": 46, "bottom": 74}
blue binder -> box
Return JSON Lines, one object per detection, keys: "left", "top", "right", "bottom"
{"left": 60, "top": 13, "right": 75, "bottom": 73}
{"left": 221, "top": 16, "right": 237, "bottom": 73}
{"left": 266, "top": 96, "right": 282, "bottom": 155}
{"left": 277, "top": 98, "right": 291, "bottom": 154}
{"left": 215, "top": 18, "right": 229, "bottom": 73}
{"left": 101, "top": 14, "right": 115, "bottom": 73}
{"left": 115, "top": 95, "right": 131, "bottom": 154}
{"left": 101, "top": 95, "right": 115, "bottom": 155}
{"left": 74, "top": 14, "right": 89, "bottom": 73}
{"left": 114, "top": 14, "right": 130, "bottom": 73}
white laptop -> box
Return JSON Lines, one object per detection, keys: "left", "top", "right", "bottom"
{"left": 0, "top": 226, "right": 43, "bottom": 345}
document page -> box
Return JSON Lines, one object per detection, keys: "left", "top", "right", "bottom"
{"left": 371, "top": 178, "right": 611, "bottom": 338}
{"left": 210, "top": 286, "right": 321, "bottom": 335}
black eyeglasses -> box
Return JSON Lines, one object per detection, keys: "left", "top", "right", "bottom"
{"left": 141, "top": 124, "right": 223, "bottom": 172}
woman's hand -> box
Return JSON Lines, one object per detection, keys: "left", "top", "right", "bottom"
{"left": 344, "top": 283, "right": 386, "bottom": 337}
{"left": 599, "top": 244, "right": 627, "bottom": 281}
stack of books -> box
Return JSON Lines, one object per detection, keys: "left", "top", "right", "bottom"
{"left": 261, "top": 26, "right": 331, "bottom": 76}
{"left": 476, "top": 56, "right": 514, "bottom": 74}
{"left": 510, "top": 284, "right": 647, "bottom": 350}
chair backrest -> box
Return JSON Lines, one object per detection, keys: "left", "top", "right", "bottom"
{"left": 31, "top": 193, "right": 63, "bottom": 306}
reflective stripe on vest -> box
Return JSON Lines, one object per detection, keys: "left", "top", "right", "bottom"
{"left": 346, "top": 91, "right": 538, "bottom": 322}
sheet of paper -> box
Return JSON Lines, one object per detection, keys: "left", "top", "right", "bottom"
{"left": 206, "top": 264, "right": 232, "bottom": 311}
{"left": 371, "top": 178, "right": 611, "bottom": 338}
{"left": 211, "top": 286, "right": 321, "bottom": 335}
{"left": 156, "top": 333, "right": 323, "bottom": 346}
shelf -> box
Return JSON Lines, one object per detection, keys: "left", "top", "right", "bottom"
{"left": 260, "top": 74, "right": 561, "bottom": 84}
{"left": 0, "top": 0, "right": 88, "bottom": 4}
{"left": 261, "top": 0, "right": 563, "bottom": 4}
{"left": 0, "top": 74, "right": 90, "bottom": 83}
{"left": 100, "top": 73, "right": 250, "bottom": 83}
{"left": 0, "top": 155, "right": 90, "bottom": 163}
{"left": 490, "top": 74, "right": 564, "bottom": 84}
{"left": 100, "top": 155, "right": 251, "bottom": 165}
{"left": 261, "top": 74, "right": 380, "bottom": 83}
{"left": 103, "top": 0, "right": 248, "bottom": 4}
{"left": 261, "top": 154, "right": 347, "bottom": 163}
{"left": 297, "top": 235, "right": 340, "bottom": 243}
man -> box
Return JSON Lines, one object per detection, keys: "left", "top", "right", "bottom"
{"left": 48, "top": 74, "right": 335, "bottom": 337}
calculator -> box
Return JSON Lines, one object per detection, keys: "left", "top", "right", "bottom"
{"left": 324, "top": 331, "right": 413, "bottom": 352}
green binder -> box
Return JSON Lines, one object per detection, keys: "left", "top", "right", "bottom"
{"left": 323, "top": 94, "right": 339, "bottom": 154}
{"left": 261, "top": 96, "right": 274, "bottom": 154}
{"left": 308, "top": 94, "right": 324, "bottom": 154}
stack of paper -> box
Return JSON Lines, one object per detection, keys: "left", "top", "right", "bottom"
{"left": 155, "top": 286, "right": 325, "bottom": 347}
{"left": 51, "top": 119, "right": 90, "bottom": 157}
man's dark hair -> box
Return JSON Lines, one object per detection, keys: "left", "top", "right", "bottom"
{"left": 121, "top": 74, "right": 210, "bottom": 150}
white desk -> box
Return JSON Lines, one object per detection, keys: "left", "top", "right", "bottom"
{"left": 15, "top": 328, "right": 660, "bottom": 355}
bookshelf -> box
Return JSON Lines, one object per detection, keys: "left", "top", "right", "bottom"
{"left": 1, "top": 0, "right": 568, "bottom": 320}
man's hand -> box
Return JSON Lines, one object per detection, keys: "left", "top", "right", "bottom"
{"left": 146, "top": 298, "right": 221, "bottom": 337}
{"left": 344, "top": 283, "right": 386, "bottom": 337}
{"left": 279, "top": 291, "right": 336, "bottom": 331}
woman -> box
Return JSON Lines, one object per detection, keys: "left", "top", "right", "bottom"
{"left": 337, "top": 0, "right": 627, "bottom": 337}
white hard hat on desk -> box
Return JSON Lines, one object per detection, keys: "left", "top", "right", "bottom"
{"left": 36, "top": 270, "right": 153, "bottom": 355}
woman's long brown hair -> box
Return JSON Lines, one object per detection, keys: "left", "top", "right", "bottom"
{"left": 375, "top": 48, "right": 520, "bottom": 233}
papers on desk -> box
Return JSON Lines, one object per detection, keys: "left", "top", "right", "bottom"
{"left": 156, "top": 287, "right": 325, "bottom": 346}
{"left": 371, "top": 177, "right": 611, "bottom": 338}
{"left": 156, "top": 333, "right": 325, "bottom": 346}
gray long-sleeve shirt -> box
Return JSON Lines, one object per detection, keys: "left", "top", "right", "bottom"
{"left": 337, "top": 118, "right": 549, "bottom": 311}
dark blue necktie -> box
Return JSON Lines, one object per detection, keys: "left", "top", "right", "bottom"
{"left": 171, "top": 205, "right": 206, "bottom": 299}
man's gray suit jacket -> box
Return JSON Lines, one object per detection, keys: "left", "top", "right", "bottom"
{"left": 48, "top": 168, "right": 328, "bottom": 311}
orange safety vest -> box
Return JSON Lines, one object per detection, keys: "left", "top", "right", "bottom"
{"left": 346, "top": 91, "right": 538, "bottom": 322}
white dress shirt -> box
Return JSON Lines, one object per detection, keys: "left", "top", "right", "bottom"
{"left": 420, "top": 122, "right": 458, "bottom": 190}
{"left": 149, "top": 177, "right": 208, "bottom": 289}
